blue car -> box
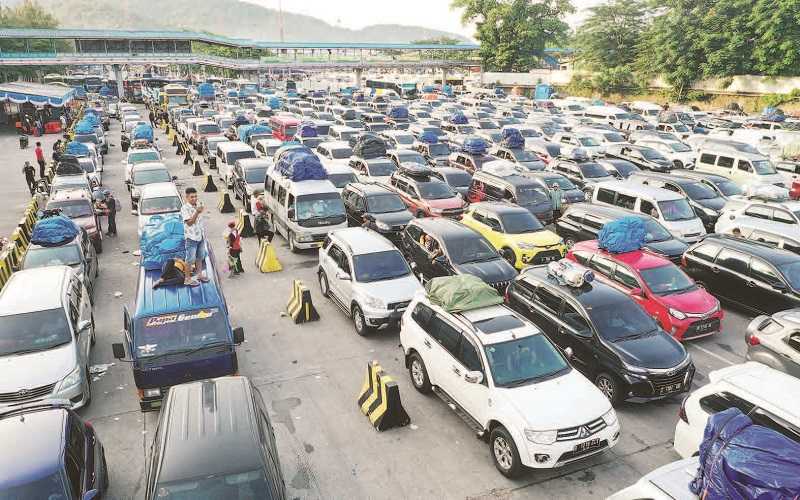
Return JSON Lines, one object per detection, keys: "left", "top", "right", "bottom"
{"left": 113, "top": 244, "right": 245, "bottom": 411}
{"left": 0, "top": 400, "right": 109, "bottom": 499}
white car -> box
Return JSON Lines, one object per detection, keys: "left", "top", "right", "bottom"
{"left": 608, "top": 457, "right": 698, "bottom": 500}
{"left": 634, "top": 138, "right": 696, "bottom": 170}
{"left": 129, "top": 162, "right": 174, "bottom": 212}
{"left": 318, "top": 228, "right": 422, "bottom": 336}
{"left": 673, "top": 362, "right": 800, "bottom": 458}
{"left": 316, "top": 140, "right": 354, "bottom": 169}
{"left": 123, "top": 147, "right": 162, "bottom": 184}
{"left": 715, "top": 199, "right": 800, "bottom": 242}
{"left": 399, "top": 277, "right": 619, "bottom": 477}
{"left": 551, "top": 132, "right": 605, "bottom": 158}
{"left": 137, "top": 182, "right": 183, "bottom": 235}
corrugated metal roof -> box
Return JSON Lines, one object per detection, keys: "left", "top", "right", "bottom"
{"left": 0, "top": 81, "right": 75, "bottom": 99}
{"left": 0, "top": 28, "right": 480, "bottom": 51}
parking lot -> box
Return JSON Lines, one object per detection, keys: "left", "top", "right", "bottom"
{"left": 2, "top": 109, "right": 756, "bottom": 499}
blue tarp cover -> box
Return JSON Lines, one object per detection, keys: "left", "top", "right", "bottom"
{"left": 461, "top": 136, "right": 488, "bottom": 155}
{"left": 501, "top": 128, "right": 524, "bottom": 149}
{"left": 691, "top": 407, "right": 800, "bottom": 500}
{"left": 74, "top": 121, "right": 95, "bottom": 135}
{"left": 31, "top": 216, "right": 80, "bottom": 247}
{"left": 65, "top": 141, "right": 91, "bottom": 157}
{"left": 237, "top": 124, "right": 270, "bottom": 142}
{"left": 422, "top": 85, "right": 435, "bottom": 93}
{"left": 234, "top": 115, "right": 249, "bottom": 126}
{"left": 267, "top": 96, "right": 281, "bottom": 109}
{"left": 450, "top": 112, "right": 468, "bottom": 125}
{"left": 226, "top": 90, "right": 238, "bottom": 98}
{"left": 132, "top": 123, "right": 154, "bottom": 142}
{"left": 297, "top": 122, "right": 318, "bottom": 138}
{"left": 419, "top": 131, "right": 439, "bottom": 144}
{"left": 598, "top": 216, "right": 646, "bottom": 253}
{"left": 197, "top": 83, "right": 215, "bottom": 98}
{"left": 389, "top": 106, "right": 409, "bottom": 119}
{"left": 99, "top": 85, "right": 113, "bottom": 97}
{"left": 276, "top": 151, "right": 327, "bottom": 182}
{"left": 761, "top": 107, "right": 786, "bottom": 122}
{"left": 140, "top": 214, "right": 186, "bottom": 271}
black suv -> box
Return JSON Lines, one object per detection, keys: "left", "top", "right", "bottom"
{"left": 341, "top": 182, "right": 413, "bottom": 243}
{"left": 556, "top": 203, "right": 689, "bottom": 263}
{"left": 549, "top": 159, "right": 617, "bottom": 193}
{"left": 683, "top": 235, "right": 800, "bottom": 315}
{"left": 506, "top": 263, "right": 694, "bottom": 406}
{"left": 400, "top": 218, "right": 516, "bottom": 292}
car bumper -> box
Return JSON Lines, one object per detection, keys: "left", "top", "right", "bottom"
{"left": 669, "top": 311, "right": 723, "bottom": 341}
{"left": 362, "top": 303, "right": 410, "bottom": 329}
{"left": 139, "top": 387, "right": 167, "bottom": 412}
{"left": 517, "top": 246, "right": 566, "bottom": 269}
{"left": 520, "top": 422, "right": 620, "bottom": 469}
{"left": 673, "top": 420, "right": 698, "bottom": 458}
{"left": 294, "top": 237, "right": 326, "bottom": 249}
{"left": 622, "top": 365, "right": 695, "bottom": 403}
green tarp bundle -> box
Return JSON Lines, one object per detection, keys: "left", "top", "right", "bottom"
{"left": 425, "top": 275, "right": 503, "bottom": 313}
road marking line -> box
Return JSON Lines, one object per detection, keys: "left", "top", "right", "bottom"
{"left": 690, "top": 344, "right": 736, "bottom": 366}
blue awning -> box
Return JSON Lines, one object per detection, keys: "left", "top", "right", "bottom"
{"left": 0, "top": 82, "right": 75, "bottom": 107}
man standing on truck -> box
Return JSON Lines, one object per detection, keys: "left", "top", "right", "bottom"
{"left": 181, "top": 187, "right": 209, "bottom": 285}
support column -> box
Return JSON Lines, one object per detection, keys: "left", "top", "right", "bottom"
{"left": 441, "top": 67, "right": 448, "bottom": 91}
{"left": 354, "top": 68, "right": 363, "bottom": 88}
{"left": 113, "top": 64, "right": 124, "bottom": 100}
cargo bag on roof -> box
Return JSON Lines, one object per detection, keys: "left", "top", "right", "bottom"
{"left": 461, "top": 136, "right": 488, "bottom": 155}
{"left": 140, "top": 214, "right": 186, "bottom": 271}
{"left": 30, "top": 215, "right": 80, "bottom": 247}
{"left": 55, "top": 155, "right": 85, "bottom": 176}
{"left": 389, "top": 106, "right": 408, "bottom": 119}
{"left": 276, "top": 151, "right": 327, "bottom": 182}
{"left": 73, "top": 121, "right": 95, "bottom": 135}
{"left": 425, "top": 275, "right": 504, "bottom": 313}
{"left": 449, "top": 111, "right": 468, "bottom": 125}
{"left": 597, "top": 216, "right": 646, "bottom": 254}
{"left": 419, "top": 131, "right": 439, "bottom": 144}
{"left": 690, "top": 407, "right": 800, "bottom": 500}
{"left": 65, "top": 141, "right": 91, "bottom": 157}
{"left": 297, "top": 122, "right": 318, "bottom": 138}
{"left": 132, "top": 123, "right": 154, "bottom": 142}
{"left": 353, "top": 134, "right": 387, "bottom": 160}
{"left": 500, "top": 128, "right": 524, "bottom": 149}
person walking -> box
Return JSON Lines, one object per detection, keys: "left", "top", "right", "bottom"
{"left": 148, "top": 109, "right": 156, "bottom": 128}
{"left": 253, "top": 197, "right": 274, "bottom": 245}
{"left": 59, "top": 114, "right": 67, "bottom": 132}
{"left": 225, "top": 221, "right": 243, "bottom": 277}
{"left": 549, "top": 183, "right": 563, "bottom": 219}
{"left": 105, "top": 191, "right": 118, "bottom": 236}
{"left": 34, "top": 142, "right": 46, "bottom": 179}
{"left": 181, "top": 187, "right": 208, "bottom": 285}
{"left": 22, "top": 161, "right": 36, "bottom": 195}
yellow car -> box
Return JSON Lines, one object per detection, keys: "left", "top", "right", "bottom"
{"left": 461, "top": 202, "right": 565, "bottom": 269}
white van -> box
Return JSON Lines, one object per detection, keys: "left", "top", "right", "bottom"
{"left": 582, "top": 105, "right": 632, "bottom": 129}
{"left": 591, "top": 181, "right": 706, "bottom": 242}
{"left": 695, "top": 147, "right": 786, "bottom": 188}
{"left": 630, "top": 101, "right": 663, "bottom": 124}
{"left": 216, "top": 141, "right": 257, "bottom": 189}
{"left": 263, "top": 167, "right": 348, "bottom": 252}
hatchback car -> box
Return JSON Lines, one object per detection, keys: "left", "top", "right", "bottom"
{"left": 46, "top": 189, "right": 103, "bottom": 253}
{"left": 390, "top": 165, "right": 466, "bottom": 218}
{"left": 745, "top": 310, "right": 800, "bottom": 378}
{"left": 22, "top": 228, "right": 98, "bottom": 300}
{"left": 341, "top": 183, "right": 413, "bottom": 244}
{"left": 128, "top": 162, "right": 175, "bottom": 212}
{"left": 136, "top": 182, "right": 182, "bottom": 235}
{"left": 123, "top": 146, "right": 162, "bottom": 184}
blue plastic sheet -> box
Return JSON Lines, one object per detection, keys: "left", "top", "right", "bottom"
{"left": 31, "top": 216, "right": 80, "bottom": 247}
{"left": 238, "top": 124, "right": 271, "bottom": 142}
{"left": 597, "top": 216, "right": 646, "bottom": 253}
{"left": 74, "top": 121, "right": 95, "bottom": 135}
{"left": 65, "top": 141, "right": 91, "bottom": 157}
{"left": 297, "top": 122, "right": 318, "bottom": 138}
{"left": 234, "top": 115, "right": 249, "bottom": 126}
{"left": 99, "top": 85, "right": 113, "bottom": 97}
{"left": 419, "top": 131, "right": 439, "bottom": 144}
{"left": 276, "top": 151, "right": 327, "bottom": 182}
{"left": 691, "top": 407, "right": 800, "bottom": 500}
{"left": 268, "top": 96, "right": 281, "bottom": 109}
{"left": 450, "top": 112, "right": 468, "bottom": 125}
{"left": 761, "top": 107, "right": 786, "bottom": 122}
{"left": 226, "top": 90, "right": 238, "bottom": 98}
{"left": 140, "top": 215, "right": 186, "bottom": 271}
{"left": 422, "top": 85, "right": 435, "bottom": 93}
{"left": 461, "top": 136, "right": 488, "bottom": 155}
{"left": 197, "top": 83, "right": 215, "bottom": 98}
{"left": 389, "top": 106, "right": 409, "bottom": 119}
{"left": 132, "top": 123, "right": 154, "bottom": 142}
{"left": 501, "top": 128, "right": 524, "bottom": 149}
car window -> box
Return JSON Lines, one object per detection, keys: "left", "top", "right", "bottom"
{"left": 692, "top": 243, "right": 721, "bottom": 261}
{"left": 411, "top": 302, "right": 433, "bottom": 328}
{"left": 428, "top": 314, "right": 461, "bottom": 356}
{"left": 457, "top": 335, "right": 483, "bottom": 372}
{"left": 640, "top": 200, "right": 656, "bottom": 216}
{"left": 534, "top": 287, "right": 562, "bottom": 314}
{"left": 583, "top": 215, "right": 604, "bottom": 230}
{"left": 65, "top": 454, "right": 82, "bottom": 497}
{"left": 596, "top": 188, "right": 615, "bottom": 204}
{"left": 717, "top": 156, "right": 735, "bottom": 168}
{"left": 751, "top": 409, "right": 800, "bottom": 444}
{"left": 700, "top": 153, "right": 716, "bottom": 165}
{"left": 589, "top": 255, "right": 615, "bottom": 277}
{"left": 616, "top": 193, "right": 636, "bottom": 210}
{"left": 486, "top": 216, "right": 502, "bottom": 232}
{"left": 405, "top": 224, "right": 422, "bottom": 243}
{"left": 745, "top": 205, "right": 773, "bottom": 220}
{"left": 562, "top": 302, "right": 591, "bottom": 337}
{"left": 699, "top": 391, "right": 755, "bottom": 414}
{"left": 716, "top": 248, "right": 749, "bottom": 274}
{"left": 773, "top": 209, "right": 796, "bottom": 225}
{"left": 738, "top": 160, "right": 753, "bottom": 172}
{"left": 614, "top": 265, "right": 640, "bottom": 289}
{"left": 749, "top": 258, "right": 782, "bottom": 286}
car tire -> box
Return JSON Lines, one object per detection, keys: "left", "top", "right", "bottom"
{"left": 352, "top": 304, "right": 372, "bottom": 336}
{"left": 94, "top": 238, "right": 103, "bottom": 254}
{"left": 408, "top": 352, "right": 432, "bottom": 394}
{"left": 319, "top": 270, "right": 330, "bottom": 298}
{"left": 500, "top": 247, "right": 516, "bottom": 267}
{"left": 596, "top": 372, "right": 622, "bottom": 407}
{"left": 490, "top": 425, "right": 523, "bottom": 478}
{"left": 674, "top": 160, "right": 683, "bottom": 169}
{"left": 90, "top": 317, "right": 96, "bottom": 346}
{"left": 288, "top": 231, "right": 298, "bottom": 253}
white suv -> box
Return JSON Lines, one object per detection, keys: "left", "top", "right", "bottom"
{"left": 399, "top": 278, "right": 619, "bottom": 477}
{"left": 715, "top": 199, "right": 800, "bottom": 241}
{"left": 318, "top": 228, "right": 423, "bottom": 335}
{"left": 673, "top": 362, "right": 800, "bottom": 458}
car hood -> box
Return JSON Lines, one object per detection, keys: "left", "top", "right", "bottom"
{"left": 695, "top": 197, "right": 725, "bottom": 211}
{"left": 501, "top": 370, "right": 611, "bottom": 429}
{"left": 645, "top": 239, "right": 688, "bottom": 258}
{"left": 427, "top": 197, "right": 465, "bottom": 210}
{"left": 609, "top": 332, "right": 687, "bottom": 369}
{"left": 71, "top": 215, "right": 95, "bottom": 229}
{"left": 658, "top": 287, "right": 718, "bottom": 315}
{"left": 509, "top": 229, "right": 562, "bottom": 247}
{"left": 454, "top": 258, "right": 517, "bottom": 283}
{"left": 0, "top": 342, "right": 75, "bottom": 392}
{"left": 357, "top": 275, "right": 423, "bottom": 303}
{"left": 372, "top": 210, "right": 413, "bottom": 226}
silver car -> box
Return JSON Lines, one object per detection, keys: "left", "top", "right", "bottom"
{"left": 746, "top": 310, "right": 800, "bottom": 378}
{"left": 0, "top": 266, "right": 94, "bottom": 409}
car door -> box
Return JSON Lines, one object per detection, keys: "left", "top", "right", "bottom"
{"left": 424, "top": 311, "right": 463, "bottom": 390}
{"left": 747, "top": 257, "right": 794, "bottom": 314}
{"left": 447, "top": 332, "right": 489, "bottom": 424}
{"left": 559, "top": 300, "right": 596, "bottom": 376}
{"left": 712, "top": 248, "right": 750, "bottom": 305}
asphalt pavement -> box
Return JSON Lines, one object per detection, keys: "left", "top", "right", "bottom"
{"left": 0, "top": 111, "right": 756, "bottom": 499}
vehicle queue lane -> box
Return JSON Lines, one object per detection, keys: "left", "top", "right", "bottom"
{"left": 41, "top": 104, "right": 756, "bottom": 499}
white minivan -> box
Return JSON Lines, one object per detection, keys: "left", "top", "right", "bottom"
{"left": 695, "top": 147, "right": 787, "bottom": 188}
{"left": 591, "top": 181, "right": 706, "bottom": 242}
{"left": 216, "top": 141, "right": 257, "bottom": 189}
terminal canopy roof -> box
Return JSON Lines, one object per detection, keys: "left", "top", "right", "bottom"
{"left": 0, "top": 82, "right": 75, "bottom": 107}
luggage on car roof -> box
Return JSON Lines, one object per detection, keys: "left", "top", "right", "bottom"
{"left": 597, "top": 216, "right": 646, "bottom": 254}
{"left": 31, "top": 215, "right": 80, "bottom": 247}
{"left": 276, "top": 151, "right": 327, "bottom": 182}
{"left": 425, "top": 275, "right": 504, "bottom": 313}
{"left": 353, "top": 133, "right": 387, "bottom": 160}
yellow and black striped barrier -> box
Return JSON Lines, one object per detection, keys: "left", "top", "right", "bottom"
{"left": 0, "top": 250, "right": 12, "bottom": 289}
{"left": 255, "top": 240, "right": 282, "bottom": 273}
{"left": 8, "top": 228, "right": 28, "bottom": 271}
{"left": 218, "top": 190, "right": 235, "bottom": 213}
{"left": 202, "top": 174, "right": 218, "bottom": 193}
{"left": 286, "top": 279, "right": 319, "bottom": 324}
{"left": 235, "top": 209, "right": 255, "bottom": 237}
{"left": 357, "top": 361, "right": 410, "bottom": 431}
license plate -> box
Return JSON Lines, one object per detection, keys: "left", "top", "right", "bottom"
{"left": 695, "top": 321, "right": 715, "bottom": 333}
{"left": 658, "top": 383, "right": 682, "bottom": 395}
{"left": 574, "top": 438, "right": 600, "bottom": 453}
{"left": 312, "top": 242, "right": 322, "bottom": 248}
{"left": 540, "top": 255, "right": 558, "bottom": 263}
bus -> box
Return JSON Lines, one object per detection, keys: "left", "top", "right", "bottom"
{"left": 158, "top": 83, "right": 190, "bottom": 110}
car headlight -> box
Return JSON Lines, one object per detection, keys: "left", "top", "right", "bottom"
{"left": 516, "top": 242, "right": 536, "bottom": 250}
{"left": 56, "top": 366, "right": 82, "bottom": 393}
{"left": 297, "top": 234, "right": 314, "bottom": 242}
{"left": 624, "top": 363, "right": 649, "bottom": 375}
{"left": 602, "top": 408, "right": 618, "bottom": 427}
{"left": 669, "top": 307, "right": 687, "bottom": 320}
{"left": 363, "top": 296, "right": 385, "bottom": 309}
{"left": 525, "top": 429, "right": 557, "bottom": 445}
{"left": 143, "top": 388, "right": 162, "bottom": 398}
{"left": 375, "top": 221, "right": 391, "bottom": 231}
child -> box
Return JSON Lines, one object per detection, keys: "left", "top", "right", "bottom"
{"left": 225, "top": 221, "right": 243, "bottom": 277}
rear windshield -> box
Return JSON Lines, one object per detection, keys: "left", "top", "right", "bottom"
{"left": 158, "top": 469, "right": 268, "bottom": 499}
{"left": 244, "top": 167, "right": 268, "bottom": 184}
{"left": 48, "top": 200, "right": 93, "bottom": 218}
{"left": 225, "top": 150, "right": 257, "bottom": 163}
{"left": 140, "top": 196, "right": 182, "bottom": 215}
{"left": 134, "top": 308, "right": 228, "bottom": 358}
{"left": 130, "top": 151, "right": 160, "bottom": 164}
{"left": 134, "top": 169, "right": 171, "bottom": 185}
{"left": 328, "top": 172, "right": 357, "bottom": 189}
{"left": 24, "top": 245, "right": 82, "bottom": 268}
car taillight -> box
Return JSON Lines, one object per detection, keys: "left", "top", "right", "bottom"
{"left": 747, "top": 334, "right": 760, "bottom": 346}
{"left": 678, "top": 396, "right": 689, "bottom": 423}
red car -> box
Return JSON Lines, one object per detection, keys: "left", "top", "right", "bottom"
{"left": 566, "top": 240, "right": 722, "bottom": 341}
{"left": 790, "top": 179, "right": 800, "bottom": 200}
{"left": 389, "top": 165, "right": 466, "bottom": 218}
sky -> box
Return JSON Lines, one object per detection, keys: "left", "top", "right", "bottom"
{"left": 245, "top": 0, "right": 604, "bottom": 37}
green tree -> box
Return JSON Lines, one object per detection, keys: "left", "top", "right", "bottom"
{"left": 696, "top": 0, "right": 756, "bottom": 78}
{"left": 451, "top": 0, "right": 573, "bottom": 72}
{"left": 574, "top": 0, "right": 646, "bottom": 70}
{"left": 0, "top": 0, "right": 62, "bottom": 83}
{"left": 750, "top": 0, "right": 800, "bottom": 76}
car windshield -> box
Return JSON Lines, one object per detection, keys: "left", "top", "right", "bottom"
{"left": 500, "top": 211, "right": 544, "bottom": 233}
{"left": 0, "top": 309, "right": 72, "bottom": 355}
{"left": 752, "top": 160, "right": 778, "bottom": 175}
{"left": 579, "top": 163, "right": 610, "bottom": 178}
{"left": 295, "top": 193, "right": 346, "bottom": 220}
{"left": 366, "top": 160, "right": 396, "bottom": 177}
{"left": 417, "top": 181, "right": 456, "bottom": 200}
{"left": 140, "top": 196, "right": 182, "bottom": 215}
{"left": 397, "top": 152, "right": 426, "bottom": 165}
{"left": 512, "top": 150, "right": 538, "bottom": 162}
{"left": 0, "top": 471, "right": 67, "bottom": 499}
{"left": 157, "top": 469, "right": 268, "bottom": 499}
{"left": 364, "top": 194, "right": 404, "bottom": 214}
{"left": 393, "top": 134, "right": 414, "bottom": 145}
{"left": 24, "top": 245, "right": 82, "bottom": 268}
{"left": 545, "top": 176, "right": 577, "bottom": 191}
{"left": 641, "top": 218, "right": 673, "bottom": 242}
{"left": 579, "top": 137, "right": 600, "bottom": 147}
{"left": 641, "top": 148, "right": 668, "bottom": 161}
{"left": 680, "top": 181, "right": 718, "bottom": 201}
{"left": 516, "top": 186, "right": 550, "bottom": 205}
{"left": 484, "top": 334, "right": 569, "bottom": 387}
{"left": 673, "top": 124, "right": 690, "bottom": 132}
{"left": 603, "top": 132, "right": 626, "bottom": 143}
{"left": 444, "top": 235, "right": 497, "bottom": 264}
{"left": 669, "top": 142, "right": 692, "bottom": 152}
{"left": 639, "top": 264, "right": 697, "bottom": 295}
{"left": 457, "top": 125, "right": 475, "bottom": 134}
{"left": 442, "top": 171, "right": 472, "bottom": 188}
{"left": 134, "top": 169, "right": 171, "bottom": 185}
{"left": 779, "top": 261, "right": 800, "bottom": 291}
{"left": 328, "top": 173, "right": 357, "bottom": 189}
{"left": 587, "top": 299, "right": 660, "bottom": 342}
{"left": 134, "top": 308, "right": 228, "bottom": 358}
{"left": 130, "top": 151, "right": 161, "bottom": 164}
{"left": 226, "top": 150, "right": 257, "bottom": 163}
{"left": 243, "top": 167, "right": 267, "bottom": 185}
{"left": 429, "top": 143, "right": 450, "bottom": 156}
{"left": 353, "top": 250, "right": 410, "bottom": 282}
{"left": 658, "top": 199, "right": 696, "bottom": 221}
{"left": 714, "top": 179, "right": 742, "bottom": 197}
{"left": 48, "top": 200, "right": 93, "bottom": 218}
{"left": 197, "top": 124, "right": 220, "bottom": 134}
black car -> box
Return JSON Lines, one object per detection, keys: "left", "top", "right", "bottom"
{"left": 595, "top": 158, "right": 641, "bottom": 179}
{"left": 556, "top": 203, "right": 689, "bottom": 264}
{"left": 231, "top": 158, "right": 269, "bottom": 207}
{"left": 549, "top": 159, "right": 617, "bottom": 193}
{"left": 0, "top": 400, "right": 109, "bottom": 499}
{"left": 606, "top": 144, "right": 673, "bottom": 172}
{"left": 429, "top": 167, "right": 472, "bottom": 197}
{"left": 507, "top": 263, "right": 694, "bottom": 406}
{"left": 341, "top": 183, "right": 413, "bottom": 243}
{"left": 401, "top": 218, "right": 517, "bottom": 292}
{"left": 145, "top": 377, "right": 286, "bottom": 500}
{"left": 673, "top": 170, "right": 744, "bottom": 200}
{"left": 683, "top": 235, "right": 800, "bottom": 315}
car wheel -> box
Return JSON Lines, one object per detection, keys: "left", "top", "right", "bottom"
{"left": 352, "top": 304, "right": 372, "bottom": 336}
{"left": 490, "top": 426, "right": 522, "bottom": 478}
{"left": 500, "top": 247, "right": 516, "bottom": 267}
{"left": 319, "top": 271, "right": 330, "bottom": 298}
{"left": 94, "top": 257, "right": 100, "bottom": 278}
{"left": 596, "top": 372, "right": 622, "bottom": 407}
{"left": 94, "top": 238, "right": 103, "bottom": 254}
{"left": 90, "top": 317, "right": 96, "bottom": 346}
{"left": 564, "top": 237, "right": 576, "bottom": 249}
{"left": 674, "top": 160, "right": 683, "bottom": 169}
{"left": 288, "top": 232, "right": 298, "bottom": 253}
{"left": 408, "top": 352, "right": 432, "bottom": 394}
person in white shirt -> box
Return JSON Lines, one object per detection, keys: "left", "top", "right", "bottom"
{"left": 181, "top": 187, "right": 208, "bottom": 285}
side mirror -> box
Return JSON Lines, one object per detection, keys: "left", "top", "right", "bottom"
{"left": 111, "top": 342, "right": 126, "bottom": 360}
{"left": 564, "top": 346, "right": 574, "bottom": 359}
{"left": 77, "top": 319, "right": 92, "bottom": 333}
{"left": 287, "top": 208, "right": 295, "bottom": 220}
{"left": 83, "top": 490, "right": 100, "bottom": 500}
{"left": 464, "top": 371, "right": 483, "bottom": 384}
{"left": 336, "top": 271, "right": 351, "bottom": 281}
{"left": 630, "top": 287, "right": 644, "bottom": 298}
{"left": 233, "top": 327, "right": 245, "bottom": 344}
